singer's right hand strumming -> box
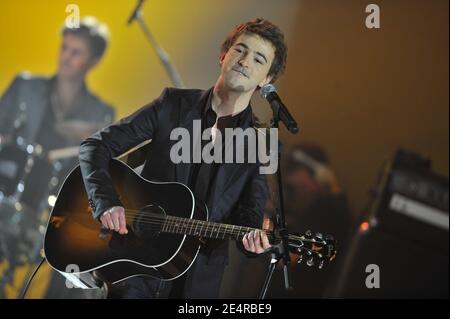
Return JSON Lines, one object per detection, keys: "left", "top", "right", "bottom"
{"left": 100, "top": 206, "right": 128, "bottom": 235}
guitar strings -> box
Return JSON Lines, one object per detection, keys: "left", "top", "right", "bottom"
{"left": 121, "top": 210, "right": 318, "bottom": 244}
{"left": 110, "top": 209, "right": 319, "bottom": 244}
{"left": 121, "top": 210, "right": 273, "bottom": 239}
{"left": 117, "top": 212, "right": 329, "bottom": 257}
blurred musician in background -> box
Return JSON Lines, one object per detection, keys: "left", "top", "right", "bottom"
{"left": 0, "top": 16, "right": 115, "bottom": 298}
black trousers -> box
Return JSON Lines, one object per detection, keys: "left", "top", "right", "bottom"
{"left": 107, "top": 253, "right": 226, "bottom": 299}
{"left": 109, "top": 276, "right": 174, "bottom": 299}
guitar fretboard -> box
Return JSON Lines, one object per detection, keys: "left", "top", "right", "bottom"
{"left": 161, "top": 215, "right": 273, "bottom": 242}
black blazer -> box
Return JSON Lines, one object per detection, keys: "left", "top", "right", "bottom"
{"left": 79, "top": 87, "right": 270, "bottom": 298}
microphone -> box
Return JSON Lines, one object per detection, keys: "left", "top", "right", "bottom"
{"left": 127, "top": 0, "right": 146, "bottom": 26}
{"left": 260, "top": 84, "right": 299, "bottom": 134}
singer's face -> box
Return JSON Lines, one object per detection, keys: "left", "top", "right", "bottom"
{"left": 58, "top": 34, "right": 99, "bottom": 80}
{"left": 219, "top": 33, "right": 275, "bottom": 93}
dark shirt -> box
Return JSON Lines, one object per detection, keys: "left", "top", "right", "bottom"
{"left": 34, "top": 99, "right": 72, "bottom": 151}
{"left": 32, "top": 83, "right": 93, "bottom": 203}
{"left": 190, "top": 89, "right": 251, "bottom": 202}
{"left": 170, "top": 90, "right": 253, "bottom": 298}
{"left": 34, "top": 81, "right": 89, "bottom": 151}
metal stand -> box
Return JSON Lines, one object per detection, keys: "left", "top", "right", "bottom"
{"left": 128, "top": 0, "right": 184, "bottom": 88}
{"left": 259, "top": 102, "right": 297, "bottom": 299}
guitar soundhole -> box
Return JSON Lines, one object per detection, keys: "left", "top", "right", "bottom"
{"left": 132, "top": 204, "right": 166, "bottom": 241}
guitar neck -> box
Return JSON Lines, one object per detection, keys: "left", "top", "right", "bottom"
{"left": 160, "top": 215, "right": 275, "bottom": 242}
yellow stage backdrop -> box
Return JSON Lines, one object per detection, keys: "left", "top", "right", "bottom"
{"left": 0, "top": 0, "right": 298, "bottom": 119}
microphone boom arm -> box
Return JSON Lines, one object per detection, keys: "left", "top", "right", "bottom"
{"left": 128, "top": 0, "right": 184, "bottom": 88}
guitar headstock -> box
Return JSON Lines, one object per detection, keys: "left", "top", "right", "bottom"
{"left": 288, "top": 230, "right": 338, "bottom": 269}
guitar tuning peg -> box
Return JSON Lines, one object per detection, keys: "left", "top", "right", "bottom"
{"left": 315, "top": 232, "right": 323, "bottom": 239}
{"left": 306, "top": 257, "right": 314, "bottom": 267}
{"left": 297, "top": 254, "right": 303, "bottom": 264}
{"left": 305, "top": 230, "right": 312, "bottom": 237}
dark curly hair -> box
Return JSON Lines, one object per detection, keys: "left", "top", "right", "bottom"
{"left": 220, "top": 18, "right": 288, "bottom": 83}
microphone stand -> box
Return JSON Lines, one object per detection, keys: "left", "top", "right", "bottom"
{"left": 127, "top": 0, "right": 184, "bottom": 88}
{"left": 259, "top": 98, "right": 297, "bottom": 299}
